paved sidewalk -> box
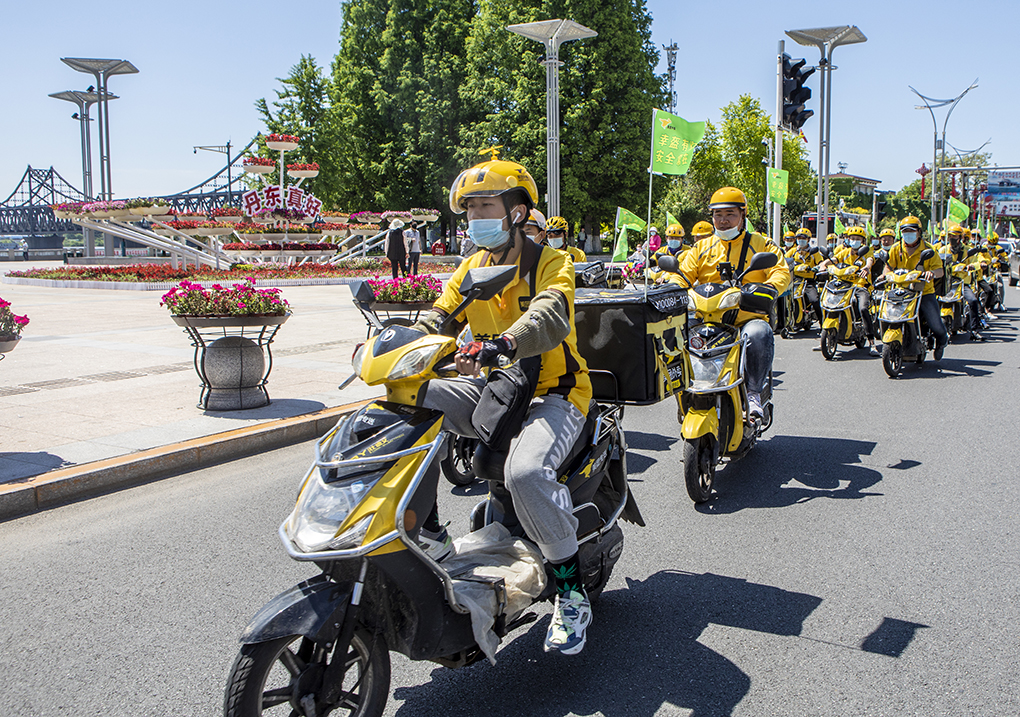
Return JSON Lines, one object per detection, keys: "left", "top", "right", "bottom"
{"left": 0, "top": 261, "right": 391, "bottom": 516}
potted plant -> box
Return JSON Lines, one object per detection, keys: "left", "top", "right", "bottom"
{"left": 265, "top": 133, "right": 300, "bottom": 152}
{"left": 0, "top": 296, "right": 29, "bottom": 355}
{"left": 50, "top": 202, "right": 86, "bottom": 219}
{"left": 366, "top": 274, "right": 442, "bottom": 310}
{"left": 382, "top": 210, "right": 413, "bottom": 223}
{"left": 243, "top": 156, "right": 275, "bottom": 174}
{"left": 127, "top": 197, "right": 171, "bottom": 216}
{"left": 410, "top": 207, "right": 440, "bottom": 222}
{"left": 212, "top": 206, "right": 244, "bottom": 223}
{"left": 320, "top": 208, "right": 350, "bottom": 223}
{"left": 161, "top": 279, "right": 291, "bottom": 410}
{"left": 286, "top": 162, "right": 319, "bottom": 179}
{"left": 350, "top": 211, "right": 382, "bottom": 225}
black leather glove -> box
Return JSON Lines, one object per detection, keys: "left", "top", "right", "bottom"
{"left": 459, "top": 336, "right": 515, "bottom": 368}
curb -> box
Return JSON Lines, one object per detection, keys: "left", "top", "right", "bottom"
{"left": 0, "top": 397, "right": 378, "bottom": 523}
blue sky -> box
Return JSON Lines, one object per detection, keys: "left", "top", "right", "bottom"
{"left": 2, "top": 0, "right": 1016, "bottom": 204}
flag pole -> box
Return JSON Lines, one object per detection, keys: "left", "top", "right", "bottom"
{"left": 645, "top": 108, "right": 657, "bottom": 300}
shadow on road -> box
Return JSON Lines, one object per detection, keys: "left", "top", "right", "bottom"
{"left": 625, "top": 430, "right": 679, "bottom": 475}
{"left": 697, "top": 435, "right": 882, "bottom": 514}
{"left": 898, "top": 356, "right": 1001, "bottom": 379}
{"left": 392, "top": 570, "right": 822, "bottom": 717}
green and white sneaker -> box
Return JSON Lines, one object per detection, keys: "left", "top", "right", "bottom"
{"left": 417, "top": 525, "right": 453, "bottom": 562}
{"left": 543, "top": 589, "right": 592, "bottom": 655}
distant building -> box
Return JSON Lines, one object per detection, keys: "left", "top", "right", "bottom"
{"left": 829, "top": 172, "right": 881, "bottom": 196}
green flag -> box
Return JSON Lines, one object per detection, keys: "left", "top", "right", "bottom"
{"left": 1010, "top": 220, "right": 1017, "bottom": 237}
{"left": 615, "top": 206, "right": 646, "bottom": 234}
{"left": 784, "top": 221, "right": 791, "bottom": 234}
{"left": 745, "top": 219, "right": 755, "bottom": 234}
{"left": 947, "top": 196, "right": 970, "bottom": 225}
{"left": 767, "top": 168, "right": 790, "bottom": 205}
{"left": 834, "top": 215, "right": 846, "bottom": 234}
{"left": 895, "top": 220, "right": 901, "bottom": 241}
{"left": 650, "top": 109, "right": 706, "bottom": 176}
{"left": 612, "top": 227, "right": 631, "bottom": 262}
{"left": 977, "top": 214, "right": 984, "bottom": 236}
{"left": 866, "top": 220, "right": 875, "bottom": 237}
{"left": 666, "top": 210, "right": 679, "bottom": 228}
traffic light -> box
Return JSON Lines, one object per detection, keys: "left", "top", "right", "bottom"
{"left": 782, "top": 54, "right": 815, "bottom": 132}
{"left": 876, "top": 196, "right": 888, "bottom": 222}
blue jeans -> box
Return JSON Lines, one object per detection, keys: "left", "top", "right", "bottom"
{"left": 740, "top": 319, "right": 773, "bottom": 395}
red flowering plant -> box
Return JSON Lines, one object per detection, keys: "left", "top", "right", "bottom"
{"left": 160, "top": 279, "right": 290, "bottom": 317}
{"left": 381, "top": 210, "right": 412, "bottom": 221}
{"left": 349, "top": 211, "right": 382, "bottom": 224}
{"left": 286, "top": 162, "right": 319, "bottom": 171}
{"left": 0, "top": 296, "right": 30, "bottom": 340}
{"left": 243, "top": 156, "right": 275, "bottom": 167}
{"left": 266, "top": 133, "right": 300, "bottom": 144}
{"left": 366, "top": 274, "right": 442, "bottom": 303}
{"left": 223, "top": 243, "right": 263, "bottom": 251}
{"left": 211, "top": 206, "right": 243, "bottom": 216}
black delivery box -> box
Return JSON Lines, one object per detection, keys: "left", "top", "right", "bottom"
{"left": 574, "top": 285, "right": 688, "bottom": 405}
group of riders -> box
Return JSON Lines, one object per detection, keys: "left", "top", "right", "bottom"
{"left": 413, "top": 150, "right": 1010, "bottom": 660}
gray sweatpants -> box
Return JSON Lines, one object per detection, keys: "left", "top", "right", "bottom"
{"left": 421, "top": 376, "right": 586, "bottom": 562}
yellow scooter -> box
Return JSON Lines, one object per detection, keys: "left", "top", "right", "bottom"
{"left": 656, "top": 251, "right": 779, "bottom": 503}
{"left": 225, "top": 265, "right": 642, "bottom": 717}
{"left": 876, "top": 248, "right": 936, "bottom": 378}
{"left": 818, "top": 252, "right": 870, "bottom": 360}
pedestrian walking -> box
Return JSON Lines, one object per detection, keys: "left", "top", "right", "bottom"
{"left": 386, "top": 219, "right": 407, "bottom": 279}
{"left": 404, "top": 220, "right": 422, "bottom": 275}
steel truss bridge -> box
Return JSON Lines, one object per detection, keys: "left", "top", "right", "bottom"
{"left": 0, "top": 138, "right": 256, "bottom": 236}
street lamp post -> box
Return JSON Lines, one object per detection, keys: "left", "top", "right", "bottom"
{"left": 786, "top": 25, "right": 866, "bottom": 239}
{"left": 506, "top": 19, "right": 596, "bottom": 218}
{"left": 946, "top": 139, "right": 991, "bottom": 218}
{"left": 49, "top": 89, "right": 115, "bottom": 258}
{"left": 61, "top": 58, "right": 138, "bottom": 202}
{"left": 908, "top": 80, "right": 978, "bottom": 226}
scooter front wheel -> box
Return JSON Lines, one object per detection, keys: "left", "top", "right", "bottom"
{"left": 441, "top": 435, "right": 477, "bottom": 486}
{"left": 224, "top": 628, "right": 390, "bottom": 717}
{"left": 820, "top": 328, "right": 837, "bottom": 360}
{"left": 882, "top": 343, "right": 902, "bottom": 379}
{"left": 683, "top": 435, "right": 717, "bottom": 504}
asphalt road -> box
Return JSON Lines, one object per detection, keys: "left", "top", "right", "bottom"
{"left": 2, "top": 289, "right": 1019, "bottom": 716}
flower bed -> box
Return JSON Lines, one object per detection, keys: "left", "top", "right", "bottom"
{"left": 6, "top": 260, "right": 452, "bottom": 283}
{"left": 266, "top": 133, "right": 300, "bottom": 145}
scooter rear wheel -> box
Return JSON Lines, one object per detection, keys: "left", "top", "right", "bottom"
{"left": 683, "top": 435, "right": 716, "bottom": 504}
{"left": 882, "top": 343, "right": 902, "bottom": 378}
{"left": 224, "top": 628, "right": 390, "bottom": 717}
{"left": 820, "top": 329, "right": 837, "bottom": 360}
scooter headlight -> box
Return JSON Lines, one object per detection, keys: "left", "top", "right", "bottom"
{"left": 351, "top": 343, "right": 366, "bottom": 376}
{"left": 285, "top": 464, "right": 387, "bottom": 552}
{"left": 689, "top": 354, "right": 728, "bottom": 391}
{"left": 717, "top": 292, "right": 740, "bottom": 311}
{"left": 388, "top": 344, "right": 443, "bottom": 381}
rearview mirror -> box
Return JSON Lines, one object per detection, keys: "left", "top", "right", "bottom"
{"left": 350, "top": 280, "right": 376, "bottom": 305}
{"left": 656, "top": 254, "right": 680, "bottom": 274}
{"left": 920, "top": 249, "right": 935, "bottom": 262}
{"left": 744, "top": 251, "right": 779, "bottom": 273}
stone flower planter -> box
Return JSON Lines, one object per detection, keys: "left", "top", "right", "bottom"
{"left": 171, "top": 314, "right": 290, "bottom": 410}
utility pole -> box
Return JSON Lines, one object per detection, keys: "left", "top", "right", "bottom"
{"left": 663, "top": 42, "right": 678, "bottom": 114}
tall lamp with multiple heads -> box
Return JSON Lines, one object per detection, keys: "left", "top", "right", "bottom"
{"left": 60, "top": 58, "right": 138, "bottom": 202}
{"left": 506, "top": 19, "right": 596, "bottom": 219}
{"left": 786, "top": 25, "right": 866, "bottom": 239}
{"left": 49, "top": 89, "right": 115, "bottom": 258}
{"left": 908, "top": 80, "right": 978, "bottom": 225}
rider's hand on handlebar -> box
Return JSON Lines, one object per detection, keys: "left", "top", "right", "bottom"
{"left": 921, "top": 270, "right": 934, "bottom": 282}
{"left": 456, "top": 336, "right": 516, "bottom": 374}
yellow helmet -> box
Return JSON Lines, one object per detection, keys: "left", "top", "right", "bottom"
{"left": 783, "top": 230, "right": 796, "bottom": 240}
{"left": 448, "top": 150, "right": 539, "bottom": 215}
{"left": 825, "top": 232, "right": 837, "bottom": 241}
{"left": 546, "top": 215, "right": 568, "bottom": 233}
{"left": 708, "top": 187, "right": 747, "bottom": 210}
{"left": 797, "top": 227, "right": 812, "bottom": 238}
{"left": 846, "top": 226, "right": 866, "bottom": 238}
{"left": 899, "top": 215, "right": 923, "bottom": 232}
{"left": 948, "top": 224, "right": 963, "bottom": 236}
{"left": 665, "top": 223, "right": 685, "bottom": 238}
{"left": 963, "top": 227, "right": 973, "bottom": 239}
{"left": 691, "top": 220, "right": 714, "bottom": 238}
{"left": 879, "top": 228, "right": 895, "bottom": 238}
{"left": 989, "top": 232, "right": 999, "bottom": 243}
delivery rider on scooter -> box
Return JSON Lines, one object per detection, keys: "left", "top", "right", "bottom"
{"left": 649, "top": 223, "right": 690, "bottom": 283}
{"left": 673, "top": 187, "right": 791, "bottom": 421}
{"left": 881, "top": 215, "right": 948, "bottom": 360}
{"left": 412, "top": 151, "right": 596, "bottom": 655}
{"left": 786, "top": 228, "right": 824, "bottom": 330}
{"left": 946, "top": 224, "right": 984, "bottom": 341}
{"left": 834, "top": 225, "right": 881, "bottom": 355}
{"left": 544, "top": 215, "right": 586, "bottom": 262}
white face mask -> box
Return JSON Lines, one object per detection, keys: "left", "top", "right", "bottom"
{"left": 796, "top": 239, "right": 808, "bottom": 248}
{"left": 850, "top": 239, "right": 862, "bottom": 249}
{"left": 548, "top": 237, "right": 564, "bottom": 249}
{"left": 902, "top": 231, "right": 919, "bottom": 246}
{"left": 668, "top": 239, "right": 682, "bottom": 249}
{"left": 784, "top": 241, "right": 794, "bottom": 249}
{"left": 716, "top": 226, "right": 741, "bottom": 241}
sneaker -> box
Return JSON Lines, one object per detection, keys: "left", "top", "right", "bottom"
{"left": 417, "top": 525, "right": 453, "bottom": 562}
{"left": 747, "top": 392, "right": 764, "bottom": 421}
{"left": 869, "top": 345, "right": 881, "bottom": 356}
{"left": 987, "top": 312, "right": 998, "bottom": 321}
{"left": 544, "top": 589, "right": 592, "bottom": 655}
{"left": 972, "top": 331, "right": 985, "bottom": 342}
{"left": 934, "top": 344, "right": 945, "bottom": 361}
